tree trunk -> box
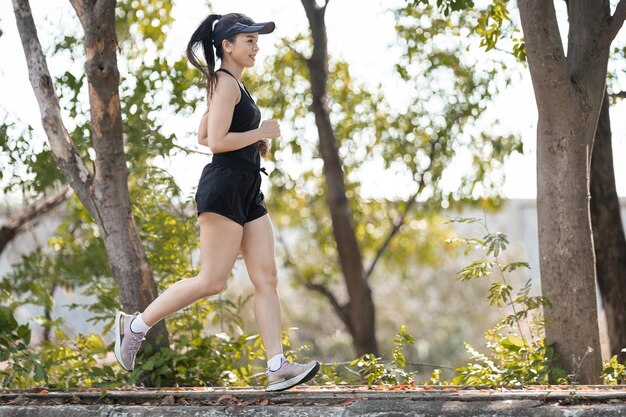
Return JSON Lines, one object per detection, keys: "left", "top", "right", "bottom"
{"left": 12, "top": 0, "right": 169, "bottom": 360}
{"left": 300, "top": 0, "right": 378, "bottom": 356}
{"left": 590, "top": 90, "right": 626, "bottom": 361}
{"left": 518, "top": 0, "right": 609, "bottom": 384}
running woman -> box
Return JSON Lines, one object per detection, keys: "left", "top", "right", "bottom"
{"left": 113, "top": 12, "right": 320, "bottom": 392}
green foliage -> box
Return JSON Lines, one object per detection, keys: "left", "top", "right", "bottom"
{"left": 394, "top": 3, "right": 522, "bottom": 205}
{"left": 349, "top": 325, "right": 417, "bottom": 385}
{"left": 129, "top": 298, "right": 276, "bottom": 388}
{"left": 0, "top": 119, "right": 63, "bottom": 196}
{"left": 37, "top": 330, "right": 119, "bottom": 388}
{"left": 410, "top": 0, "right": 475, "bottom": 16}
{"left": 0, "top": 303, "right": 46, "bottom": 388}
{"left": 446, "top": 217, "right": 562, "bottom": 386}
{"left": 0, "top": 299, "right": 281, "bottom": 389}
{"left": 116, "top": 0, "right": 174, "bottom": 51}
{"left": 407, "top": 0, "right": 526, "bottom": 62}
{"left": 452, "top": 334, "right": 560, "bottom": 386}
{"left": 602, "top": 355, "right": 626, "bottom": 385}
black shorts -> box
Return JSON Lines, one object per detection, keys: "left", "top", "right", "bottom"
{"left": 195, "top": 155, "right": 268, "bottom": 226}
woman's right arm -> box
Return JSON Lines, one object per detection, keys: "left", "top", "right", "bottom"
{"left": 204, "top": 73, "right": 280, "bottom": 153}
{"left": 198, "top": 111, "right": 209, "bottom": 146}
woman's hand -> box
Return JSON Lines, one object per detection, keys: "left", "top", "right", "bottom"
{"left": 258, "top": 120, "right": 281, "bottom": 139}
{"left": 258, "top": 138, "right": 270, "bottom": 158}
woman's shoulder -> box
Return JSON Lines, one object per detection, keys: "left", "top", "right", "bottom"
{"left": 212, "top": 71, "right": 241, "bottom": 103}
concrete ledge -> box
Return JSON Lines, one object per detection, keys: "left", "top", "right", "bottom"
{"left": 1, "top": 385, "right": 625, "bottom": 416}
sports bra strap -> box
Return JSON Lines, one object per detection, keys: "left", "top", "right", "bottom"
{"left": 217, "top": 68, "right": 253, "bottom": 99}
{"left": 217, "top": 67, "right": 238, "bottom": 80}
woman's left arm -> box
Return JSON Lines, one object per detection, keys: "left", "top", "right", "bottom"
{"left": 198, "top": 111, "right": 209, "bottom": 146}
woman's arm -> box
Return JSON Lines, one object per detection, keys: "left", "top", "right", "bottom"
{"left": 198, "top": 111, "right": 209, "bottom": 146}
{"left": 203, "top": 73, "right": 280, "bottom": 153}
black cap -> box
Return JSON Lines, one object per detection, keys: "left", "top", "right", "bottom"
{"left": 214, "top": 19, "right": 275, "bottom": 46}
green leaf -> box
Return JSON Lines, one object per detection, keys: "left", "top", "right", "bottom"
{"left": 392, "top": 348, "right": 407, "bottom": 367}
{"left": 501, "top": 262, "right": 530, "bottom": 273}
{"left": 34, "top": 364, "right": 45, "bottom": 382}
{"left": 16, "top": 325, "right": 31, "bottom": 345}
{"left": 486, "top": 282, "right": 512, "bottom": 307}
{"left": 457, "top": 261, "right": 492, "bottom": 281}
{"left": 484, "top": 232, "right": 509, "bottom": 257}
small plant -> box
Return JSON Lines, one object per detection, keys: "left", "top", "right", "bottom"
{"left": 446, "top": 217, "right": 564, "bottom": 386}
{"left": 350, "top": 325, "right": 416, "bottom": 385}
{"left": 424, "top": 368, "right": 447, "bottom": 385}
{"left": 602, "top": 355, "right": 626, "bottom": 385}
{"left": 0, "top": 304, "right": 47, "bottom": 388}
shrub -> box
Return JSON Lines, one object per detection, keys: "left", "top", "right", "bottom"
{"left": 446, "top": 217, "right": 564, "bottom": 386}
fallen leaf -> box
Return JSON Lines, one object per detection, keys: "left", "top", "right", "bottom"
{"left": 217, "top": 394, "right": 237, "bottom": 405}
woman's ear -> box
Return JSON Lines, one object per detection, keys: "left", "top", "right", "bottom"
{"left": 222, "top": 39, "right": 232, "bottom": 54}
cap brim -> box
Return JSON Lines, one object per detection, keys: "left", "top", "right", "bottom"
{"left": 240, "top": 21, "right": 275, "bottom": 35}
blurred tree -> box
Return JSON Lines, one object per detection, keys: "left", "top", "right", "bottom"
{"left": 246, "top": 0, "right": 521, "bottom": 356}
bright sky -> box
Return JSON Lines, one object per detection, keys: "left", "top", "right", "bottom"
{"left": 1, "top": 0, "right": 625, "bottom": 201}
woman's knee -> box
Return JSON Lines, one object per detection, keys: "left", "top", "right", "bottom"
{"left": 251, "top": 264, "right": 278, "bottom": 290}
{"left": 195, "top": 273, "right": 227, "bottom": 297}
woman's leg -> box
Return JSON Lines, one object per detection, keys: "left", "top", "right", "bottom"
{"left": 115, "top": 212, "right": 244, "bottom": 371}
{"left": 241, "top": 214, "right": 321, "bottom": 391}
{"left": 141, "top": 212, "right": 244, "bottom": 326}
{"left": 240, "top": 214, "right": 283, "bottom": 358}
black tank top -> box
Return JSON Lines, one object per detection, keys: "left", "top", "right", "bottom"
{"left": 214, "top": 68, "right": 261, "bottom": 166}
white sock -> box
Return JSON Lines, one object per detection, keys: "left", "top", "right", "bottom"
{"left": 130, "top": 313, "right": 151, "bottom": 334}
{"left": 267, "top": 353, "right": 286, "bottom": 372}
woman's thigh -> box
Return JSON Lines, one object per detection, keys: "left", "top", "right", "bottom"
{"left": 197, "top": 212, "right": 244, "bottom": 287}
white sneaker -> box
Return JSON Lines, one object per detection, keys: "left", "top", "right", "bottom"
{"left": 265, "top": 359, "right": 320, "bottom": 392}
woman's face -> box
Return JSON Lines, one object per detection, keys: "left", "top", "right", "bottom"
{"left": 224, "top": 33, "right": 260, "bottom": 68}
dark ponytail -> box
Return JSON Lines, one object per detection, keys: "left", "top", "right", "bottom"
{"left": 186, "top": 13, "right": 253, "bottom": 99}
{"left": 186, "top": 14, "right": 221, "bottom": 98}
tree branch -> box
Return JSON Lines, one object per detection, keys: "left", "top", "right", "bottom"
{"left": 609, "top": 90, "right": 626, "bottom": 99}
{"left": 364, "top": 190, "right": 419, "bottom": 280}
{"left": 275, "top": 229, "right": 351, "bottom": 331}
{"left": 171, "top": 143, "right": 212, "bottom": 156}
{"left": 286, "top": 43, "right": 306, "bottom": 62}
{"left": 0, "top": 185, "right": 73, "bottom": 255}
{"left": 517, "top": 0, "right": 570, "bottom": 113}
{"left": 364, "top": 137, "right": 437, "bottom": 280}
{"left": 610, "top": 0, "right": 626, "bottom": 41}
{"left": 11, "top": 0, "right": 95, "bottom": 215}
{"left": 68, "top": 0, "right": 86, "bottom": 28}
{"left": 303, "top": 282, "right": 351, "bottom": 330}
